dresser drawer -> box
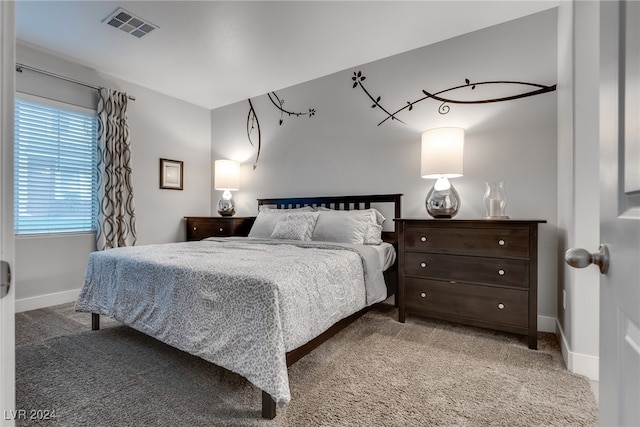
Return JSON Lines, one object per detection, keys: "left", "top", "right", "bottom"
{"left": 405, "top": 278, "right": 528, "bottom": 328}
{"left": 404, "top": 226, "right": 530, "bottom": 258}
{"left": 187, "top": 219, "right": 232, "bottom": 239}
{"left": 185, "top": 217, "right": 255, "bottom": 241}
{"left": 404, "top": 252, "right": 529, "bottom": 288}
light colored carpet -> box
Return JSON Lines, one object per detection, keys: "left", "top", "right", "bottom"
{"left": 16, "top": 303, "right": 598, "bottom": 426}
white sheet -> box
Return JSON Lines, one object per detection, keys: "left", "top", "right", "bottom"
{"left": 370, "top": 241, "right": 396, "bottom": 271}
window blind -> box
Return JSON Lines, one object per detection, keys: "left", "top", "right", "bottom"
{"left": 14, "top": 98, "right": 98, "bottom": 235}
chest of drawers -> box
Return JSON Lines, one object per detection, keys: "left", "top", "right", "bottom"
{"left": 396, "top": 219, "right": 545, "bottom": 349}
{"left": 184, "top": 216, "right": 256, "bottom": 241}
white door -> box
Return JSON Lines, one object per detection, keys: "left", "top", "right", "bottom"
{"left": 0, "top": 2, "right": 15, "bottom": 426}
{"left": 599, "top": 0, "right": 640, "bottom": 424}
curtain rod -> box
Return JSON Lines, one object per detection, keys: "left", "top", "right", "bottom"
{"left": 15, "top": 63, "right": 136, "bottom": 101}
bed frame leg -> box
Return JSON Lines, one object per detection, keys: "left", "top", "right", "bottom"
{"left": 261, "top": 390, "right": 276, "bottom": 419}
{"left": 91, "top": 313, "right": 100, "bottom": 331}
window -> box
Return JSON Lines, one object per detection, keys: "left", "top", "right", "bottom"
{"left": 14, "top": 97, "right": 98, "bottom": 235}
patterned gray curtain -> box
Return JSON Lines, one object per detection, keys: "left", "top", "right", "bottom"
{"left": 96, "top": 88, "right": 137, "bottom": 250}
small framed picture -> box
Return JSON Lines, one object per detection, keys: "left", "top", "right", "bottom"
{"left": 159, "top": 158, "right": 183, "bottom": 190}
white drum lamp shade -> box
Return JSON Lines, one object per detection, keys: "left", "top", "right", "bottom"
{"left": 214, "top": 159, "right": 240, "bottom": 191}
{"left": 421, "top": 127, "right": 464, "bottom": 179}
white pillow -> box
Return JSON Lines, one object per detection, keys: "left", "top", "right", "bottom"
{"left": 312, "top": 209, "right": 371, "bottom": 244}
{"left": 369, "top": 209, "right": 385, "bottom": 226}
{"left": 286, "top": 211, "right": 319, "bottom": 241}
{"left": 315, "top": 208, "right": 386, "bottom": 245}
{"left": 364, "top": 223, "right": 384, "bottom": 245}
{"left": 363, "top": 208, "right": 385, "bottom": 245}
{"left": 270, "top": 220, "right": 310, "bottom": 241}
{"left": 248, "top": 207, "right": 314, "bottom": 238}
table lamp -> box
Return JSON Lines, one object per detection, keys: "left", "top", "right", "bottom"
{"left": 421, "top": 127, "right": 464, "bottom": 218}
{"left": 214, "top": 159, "right": 240, "bottom": 216}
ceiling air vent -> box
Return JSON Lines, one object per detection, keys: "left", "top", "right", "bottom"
{"left": 103, "top": 8, "right": 158, "bottom": 39}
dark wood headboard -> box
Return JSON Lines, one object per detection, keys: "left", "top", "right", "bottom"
{"left": 256, "top": 194, "right": 403, "bottom": 246}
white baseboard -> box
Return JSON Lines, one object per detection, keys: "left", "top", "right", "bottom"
{"left": 15, "top": 288, "right": 81, "bottom": 313}
{"left": 538, "top": 315, "right": 556, "bottom": 333}
{"left": 556, "top": 321, "right": 599, "bottom": 381}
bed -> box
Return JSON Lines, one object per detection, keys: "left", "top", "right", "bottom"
{"left": 76, "top": 193, "right": 402, "bottom": 418}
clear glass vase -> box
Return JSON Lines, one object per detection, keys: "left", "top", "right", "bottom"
{"left": 483, "top": 181, "right": 509, "bottom": 219}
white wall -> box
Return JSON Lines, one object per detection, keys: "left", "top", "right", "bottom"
{"left": 15, "top": 42, "right": 212, "bottom": 311}
{"left": 556, "top": 1, "right": 600, "bottom": 381}
{"left": 211, "top": 10, "right": 559, "bottom": 330}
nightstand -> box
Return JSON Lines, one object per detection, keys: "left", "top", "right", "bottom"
{"left": 395, "top": 219, "right": 545, "bottom": 349}
{"left": 184, "top": 216, "right": 256, "bottom": 241}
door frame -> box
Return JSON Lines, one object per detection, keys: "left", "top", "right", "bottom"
{"left": 0, "top": 1, "right": 16, "bottom": 426}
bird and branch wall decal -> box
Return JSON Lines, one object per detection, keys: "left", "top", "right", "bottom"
{"left": 243, "top": 71, "right": 555, "bottom": 168}
{"left": 247, "top": 92, "right": 316, "bottom": 169}
{"left": 351, "top": 70, "right": 557, "bottom": 126}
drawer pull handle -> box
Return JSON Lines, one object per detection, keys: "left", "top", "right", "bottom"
{"left": 219, "top": 227, "right": 224, "bottom": 232}
{"left": 420, "top": 236, "right": 427, "bottom": 242}
{"left": 498, "top": 239, "right": 505, "bottom": 246}
{"left": 498, "top": 303, "right": 505, "bottom": 310}
{"left": 193, "top": 226, "right": 197, "bottom": 231}
{"left": 498, "top": 269, "right": 505, "bottom": 276}
{"left": 420, "top": 292, "right": 427, "bottom": 298}
{"left": 420, "top": 262, "right": 427, "bottom": 268}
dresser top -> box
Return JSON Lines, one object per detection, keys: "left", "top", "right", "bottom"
{"left": 184, "top": 216, "right": 256, "bottom": 220}
{"left": 394, "top": 218, "right": 546, "bottom": 224}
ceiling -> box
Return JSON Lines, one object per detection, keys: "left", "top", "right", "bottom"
{"left": 15, "top": 1, "right": 559, "bottom": 110}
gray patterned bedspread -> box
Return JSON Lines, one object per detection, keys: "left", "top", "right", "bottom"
{"left": 75, "top": 238, "right": 388, "bottom": 405}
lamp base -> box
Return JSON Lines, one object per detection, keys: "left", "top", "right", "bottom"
{"left": 426, "top": 177, "right": 460, "bottom": 218}
{"left": 217, "top": 190, "right": 236, "bottom": 216}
